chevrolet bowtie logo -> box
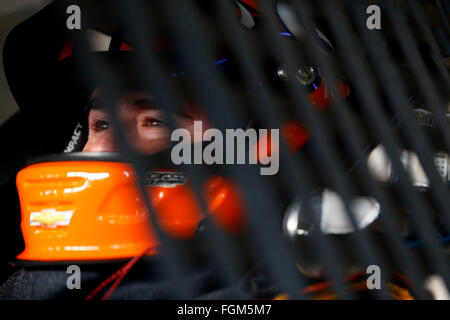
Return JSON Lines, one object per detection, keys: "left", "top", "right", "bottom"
{"left": 30, "top": 209, "right": 74, "bottom": 228}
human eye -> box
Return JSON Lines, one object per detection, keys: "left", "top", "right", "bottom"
{"left": 142, "top": 117, "right": 166, "bottom": 128}
{"left": 92, "top": 119, "right": 111, "bottom": 132}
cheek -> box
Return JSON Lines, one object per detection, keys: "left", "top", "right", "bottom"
{"left": 137, "top": 126, "right": 170, "bottom": 140}
{"left": 133, "top": 125, "right": 171, "bottom": 155}
{"left": 176, "top": 118, "right": 210, "bottom": 143}
{"left": 82, "top": 132, "right": 98, "bottom": 151}
{"left": 132, "top": 135, "right": 170, "bottom": 154}
{"left": 82, "top": 131, "right": 116, "bottom": 152}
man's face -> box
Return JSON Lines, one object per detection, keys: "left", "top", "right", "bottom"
{"left": 83, "top": 90, "right": 208, "bottom": 154}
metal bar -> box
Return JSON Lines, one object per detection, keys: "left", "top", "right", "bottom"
{"left": 108, "top": 0, "right": 250, "bottom": 298}
{"left": 324, "top": 0, "right": 449, "bottom": 290}
{"left": 383, "top": 0, "right": 450, "bottom": 152}
{"left": 69, "top": 4, "right": 197, "bottom": 298}
{"left": 155, "top": 0, "right": 311, "bottom": 299}
{"left": 350, "top": 0, "right": 450, "bottom": 238}
{"left": 285, "top": 0, "right": 431, "bottom": 299}
{"left": 257, "top": 0, "right": 395, "bottom": 299}
{"left": 434, "top": 0, "right": 450, "bottom": 36}
{"left": 55, "top": 0, "right": 450, "bottom": 299}
{"left": 355, "top": 0, "right": 450, "bottom": 233}
{"left": 406, "top": 0, "right": 450, "bottom": 89}
{"left": 212, "top": 0, "right": 361, "bottom": 299}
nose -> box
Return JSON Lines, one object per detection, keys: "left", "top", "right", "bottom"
{"left": 82, "top": 135, "right": 119, "bottom": 152}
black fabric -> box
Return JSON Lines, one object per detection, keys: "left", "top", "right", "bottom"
{"left": 0, "top": 258, "right": 279, "bottom": 300}
{"left": 0, "top": 110, "right": 81, "bottom": 286}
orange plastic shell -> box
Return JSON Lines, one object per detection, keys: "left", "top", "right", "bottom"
{"left": 16, "top": 161, "right": 245, "bottom": 262}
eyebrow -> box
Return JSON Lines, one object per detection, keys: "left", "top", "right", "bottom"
{"left": 86, "top": 97, "right": 103, "bottom": 110}
{"left": 86, "top": 96, "right": 160, "bottom": 110}
{"left": 132, "top": 98, "right": 161, "bottom": 111}
{"left": 86, "top": 96, "right": 193, "bottom": 118}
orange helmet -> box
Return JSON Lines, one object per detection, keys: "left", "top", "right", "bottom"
{"left": 15, "top": 153, "right": 245, "bottom": 263}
